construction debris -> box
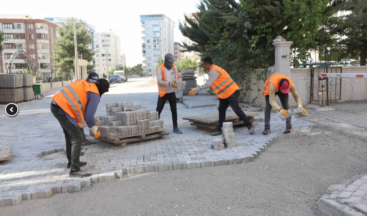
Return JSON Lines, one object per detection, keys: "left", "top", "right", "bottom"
{"left": 0, "top": 146, "right": 13, "bottom": 162}
{"left": 93, "top": 102, "right": 167, "bottom": 146}
{"left": 183, "top": 112, "right": 259, "bottom": 132}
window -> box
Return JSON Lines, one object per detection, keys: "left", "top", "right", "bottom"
{"left": 147, "top": 40, "right": 150, "bottom": 43}
{"left": 154, "top": 33, "right": 160, "bottom": 37}
{"left": 30, "top": 54, "right": 35, "bottom": 60}
{"left": 154, "top": 45, "right": 160, "bottom": 49}
{"left": 152, "top": 21, "right": 159, "bottom": 25}
{"left": 153, "top": 51, "right": 160, "bottom": 55}
{"left": 142, "top": 45, "right": 145, "bottom": 49}
{"left": 141, "top": 21, "right": 145, "bottom": 25}
{"left": 147, "top": 33, "right": 151, "bottom": 37}
{"left": 102, "top": 44, "right": 110, "bottom": 47}
{"left": 153, "top": 27, "right": 160, "bottom": 31}
{"left": 147, "top": 45, "right": 151, "bottom": 49}
{"left": 147, "top": 57, "right": 151, "bottom": 61}
{"left": 96, "top": 45, "right": 99, "bottom": 48}
{"left": 147, "top": 51, "right": 151, "bottom": 55}
{"left": 16, "top": 24, "right": 22, "bottom": 29}
{"left": 96, "top": 54, "right": 99, "bottom": 57}
{"left": 13, "top": 34, "right": 25, "bottom": 39}
{"left": 146, "top": 27, "right": 150, "bottom": 31}
{"left": 3, "top": 24, "right": 12, "bottom": 29}
{"left": 146, "top": 21, "right": 150, "bottom": 25}
{"left": 147, "top": 63, "right": 151, "bottom": 67}
{"left": 4, "top": 34, "right": 12, "bottom": 39}
{"left": 29, "top": 34, "right": 34, "bottom": 40}
{"left": 29, "top": 44, "right": 34, "bottom": 49}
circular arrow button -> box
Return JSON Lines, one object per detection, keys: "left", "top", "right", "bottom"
{"left": 5, "top": 103, "right": 19, "bottom": 117}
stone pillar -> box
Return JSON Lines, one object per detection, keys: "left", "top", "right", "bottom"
{"left": 272, "top": 36, "right": 293, "bottom": 76}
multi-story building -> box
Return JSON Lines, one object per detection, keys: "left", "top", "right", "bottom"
{"left": 140, "top": 14, "right": 175, "bottom": 76}
{"left": 183, "top": 13, "right": 200, "bottom": 61}
{"left": 121, "top": 54, "right": 126, "bottom": 66}
{"left": 0, "top": 15, "right": 57, "bottom": 79}
{"left": 174, "top": 42, "right": 184, "bottom": 62}
{"left": 93, "top": 32, "right": 121, "bottom": 77}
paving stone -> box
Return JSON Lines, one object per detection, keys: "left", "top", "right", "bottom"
{"left": 158, "top": 163, "right": 172, "bottom": 172}
{"left": 214, "top": 159, "right": 226, "bottom": 166}
{"left": 31, "top": 188, "right": 53, "bottom": 199}
{"left": 186, "top": 161, "right": 201, "bottom": 169}
{"left": 144, "top": 164, "right": 158, "bottom": 173}
{"left": 200, "top": 160, "right": 214, "bottom": 168}
{"left": 338, "top": 191, "right": 353, "bottom": 199}
{"left": 98, "top": 173, "right": 115, "bottom": 183}
{"left": 345, "top": 185, "right": 360, "bottom": 192}
{"left": 172, "top": 162, "right": 187, "bottom": 170}
{"left": 355, "top": 204, "right": 367, "bottom": 214}
{"left": 130, "top": 165, "right": 145, "bottom": 174}
{"left": 2, "top": 193, "right": 22, "bottom": 206}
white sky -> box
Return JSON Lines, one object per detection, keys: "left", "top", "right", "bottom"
{"left": 0, "top": 0, "right": 202, "bottom": 67}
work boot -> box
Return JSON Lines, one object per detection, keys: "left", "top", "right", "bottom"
{"left": 82, "top": 139, "right": 88, "bottom": 145}
{"left": 67, "top": 161, "right": 87, "bottom": 168}
{"left": 284, "top": 126, "right": 293, "bottom": 134}
{"left": 248, "top": 125, "right": 255, "bottom": 135}
{"left": 69, "top": 168, "right": 91, "bottom": 178}
{"left": 211, "top": 131, "right": 222, "bottom": 136}
{"left": 262, "top": 128, "right": 271, "bottom": 135}
{"left": 173, "top": 128, "right": 183, "bottom": 134}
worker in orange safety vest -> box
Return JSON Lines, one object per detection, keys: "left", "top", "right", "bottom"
{"left": 189, "top": 57, "right": 255, "bottom": 136}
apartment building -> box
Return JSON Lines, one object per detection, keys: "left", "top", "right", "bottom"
{"left": 140, "top": 14, "right": 175, "bottom": 76}
{"left": 183, "top": 13, "right": 200, "bottom": 60}
{"left": 0, "top": 15, "right": 57, "bottom": 79}
{"left": 121, "top": 54, "right": 126, "bottom": 66}
{"left": 174, "top": 42, "right": 184, "bottom": 62}
{"left": 93, "top": 32, "right": 121, "bottom": 77}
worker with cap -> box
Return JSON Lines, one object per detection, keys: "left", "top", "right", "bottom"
{"left": 156, "top": 53, "right": 182, "bottom": 134}
{"left": 51, "top": 78, "right": 110, "bottom": 177}
{"left": 189, "top": 57, "right": 255, "bottom": 136}
{"left": 79, "top": 72, "right": 99, "bottom": 145}
{"left": 261, "top": 72, "right": 307, "bottom": 135}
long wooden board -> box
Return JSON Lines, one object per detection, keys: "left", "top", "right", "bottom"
{"left": 0, "top": 146, "right": 13, "bottom": 162}
{"left": 183, "top": 111, "right": 259, "bottom": 125}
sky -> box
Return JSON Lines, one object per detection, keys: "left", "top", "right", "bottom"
{"left": 0, "top": 0, "right": 202, "bottom": 67}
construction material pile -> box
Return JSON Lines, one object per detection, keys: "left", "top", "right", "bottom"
{"left": 0, "top": 74, "right": 35, "bottom": 104}
{"left": 211, "top": 122, "right": 237, "bottom": 150}
{"left": 93, "top": 102, "right": 166, "bottom": 145}
{"left": 180, "top": 69, "right": 197, "bottom": 95}
{"left": 175, "top": 79, "right": 186, "bottom": 100}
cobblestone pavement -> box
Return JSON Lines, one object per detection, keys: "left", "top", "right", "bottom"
{"left": 0, "top": 78, "right": 314, "bottom": 206}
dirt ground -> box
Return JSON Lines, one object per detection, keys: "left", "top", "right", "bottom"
{"left": 2, "top": 105, "right": 367, "bottom": 216}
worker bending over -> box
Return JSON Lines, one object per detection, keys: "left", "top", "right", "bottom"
{"left": 189, "top": 57, "right": 254, "bottom": 136}
{"left": 156, "top": 53, "right": 182, "bottom": 134}
{"left": 261, "top": 72, "right": 307, "bottom": 135}
{"left": 51, "top": 78, "right": 109, "bottom": 177}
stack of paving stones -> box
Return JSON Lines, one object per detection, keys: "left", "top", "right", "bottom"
{"left": 0, "top": 74, "right": 24, "bottom": 103}
{"left": 22, "top": 74, "right": 35, "bottom": 101}
{"left": 94, "top": 102, "right": 164, "bottom": 141}
{"left": 211, "top": 137, "right": 225, "bottom": 150}
{"left": 180, "top": 69, "right": 197, "bottom": 95}
{"left": 222, "top": 122, "right": 237, "bottom": 148}
{"left": 175, "top": 78, "right": 186, "bottom": 100}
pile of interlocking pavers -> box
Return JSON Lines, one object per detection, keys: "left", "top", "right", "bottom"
{"left": 175, "top": 78, "right": 186, "bottom": 101}
{"left": 211, "top": 122, "right": 237, "bottom": 150}
{"left": 180, "top": 69, "right": 197, "bottom": 95}
{"left": 93, "top": 102, "right": 166, "bottom": 145}
{"left": 0, "top": 74, "right": 35, "bottom": 104}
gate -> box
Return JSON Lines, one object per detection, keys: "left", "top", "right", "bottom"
{"left": 310, "top": 67, "right": 343, "bottom": 105}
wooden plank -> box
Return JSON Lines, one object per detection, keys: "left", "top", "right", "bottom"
{"left": 183, "top": 112, "right": 259, "bottom": 125}
{"left": 0, "top": 146, "right": 13, "bottom": 161}
{"left": 98, "top": 132, "right": 166, "bottom": 146}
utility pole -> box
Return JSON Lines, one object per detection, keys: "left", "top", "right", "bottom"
{"left": 106, "top": 48, "right": 109, "bottom": 80}
{"left": 73, "top": 18, "right": 78, "bottom": 80}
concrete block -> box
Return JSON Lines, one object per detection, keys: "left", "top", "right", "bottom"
{"left": 16, "top": 189, "right": 33, "bottom": 200}
{"left": 0, "top": 74, "right": 23, "bottom": 88}
{"left": 214, "top": 159, "right": 226, "bottom": 166}
{"left": 98, "top": 173, "right": 115, "bottom": 183}
{"left": 106, "top": 103, "right": 117, "bottom": 108}
{"left": 226, "top": 143, "right": 237, "bottom": 148}
{"left": 61, "top": 182, "right": 81, "bottom": 193}
{"left": 31, "top": 188, "right": 53, "bottom": 199}
{"left": 0, "top": 88, "right": 24, "bottom": 103}
{"left": 102, "top": 116, "right": 118, "bottom": 122}
{"left": 107, "top": 121, "right": 122, "bottom": 127}
{"left": 211, "top": 144, "right": 225, "bottom": 150}
{"left": 99, "top": 126, "right": 116, "bottom": 138}
{"left": 23, "top": 87, "right": 35, "bottom": 101}
{"left": 107, "top": 132, "right": 120, "bottom": 140}
{"left": 186, "top": 161, "right": 201, "bottom": 169}
{"left": 212, "top": 138, "right": 223, "bottom": 145}
{"left": 95, "top": 120, "right": 105, "bottom": 126}
{"left": 22, "top": 74, "right": 33, "bottom": 86}
{"left": 243, "top": 155, "right": 254, "bottom": 162}
{"left": 144, "top": 164, "right": 158, "bottom": 172}
{"left": 130, "top": 165, "right": 145, "bottom": 174}
{"left": 90, "top": 175, "right": 99, "bottom": 184}
{"left": 158, "top": 163, "right": 172, "bottom": 172}
{"left": 149, "top": 112, "right": 159, "bottom": 121}
{"left": 200, "top": 160, "right": 214, "bottom": 168}
{"left": 172, "top": 162, "right": 187, "bottom": 170}
{"left": 3, "top": 193, "right": 22, "bottom": 206}
{"left": 222, "top": 122, "right": 233, "bottom": 129}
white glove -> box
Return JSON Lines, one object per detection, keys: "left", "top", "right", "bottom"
{"left": 298, "top": 105, "right": 303, "bottom": 109}
{"left": 90, "top": 125, "right": 98, "bottom": 134}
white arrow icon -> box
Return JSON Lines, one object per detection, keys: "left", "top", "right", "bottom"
{"left": 10, "top": 107, "right": 13, "bottom": 113}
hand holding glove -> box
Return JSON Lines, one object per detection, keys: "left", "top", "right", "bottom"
{"left": 298, "top": 105, "right": 307, "bottom": 114}
{"left": 279, "top": 109, "right": 288, "bottom": 116}
{"left": 189, "top": 89, "right": 197, "bottom": 96}
{"left": 90, "top": 125, "right": 100, "bottom": 139}
{"left": 169, "top": 79, "right": 178, "bottom": 88}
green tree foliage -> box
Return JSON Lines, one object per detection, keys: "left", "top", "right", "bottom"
{"left": 87, "top": 64, "right": 95, "bottom": 73}
{"left": 115, "top": 64, "right": 124, "bottom": 70}
{"left": 177, "top": 58, "right": 198, "bottom": 71}
{"left": 109, "top": 68, "right": 115, "bottom": 76}
{"left": 180, "top": 0, "right": 333, "bottom": 96}
{"left": 319, "top": 0, "right": 367, "bottom": 65}
{"left": 0, "top": 31, "right": 4, "bottom": 53}
{"left": 54, "top": 18, "right": 94, "bottom": 73}
{"left": 124, "top": 64, "right": 144, "bottom": 75}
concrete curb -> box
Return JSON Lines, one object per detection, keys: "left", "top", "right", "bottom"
{"left": 317, "top": 197, "right": 365, "bottom": 216}
{"left": 0, "top": 127, "right": 314, "bottom": 207}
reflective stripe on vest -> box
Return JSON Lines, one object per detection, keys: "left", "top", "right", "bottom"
{"left": 60, "top": 88, "right": 84, "bottom": 124}
{"left": 210, "top": 65, "right": 239, "bottom": 99}
{"left": 157, "top": 63, "right": 180, "bottom": 97}
{"left": 261, "top": 73, "right": 280, "bottom": 96}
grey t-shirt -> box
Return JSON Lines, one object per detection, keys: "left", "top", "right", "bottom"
{"left": 157, "top": 65, "right": 178, "bottom": 93}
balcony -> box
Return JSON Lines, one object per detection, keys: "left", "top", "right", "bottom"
{"left": 37, "top": 39, "right": 49, "bottom": 44}
{"left": 37, "top": 48, "right": 49, "bottom": 54}
{"left": 3, "top": 48, "right": 27, "bottom": 53}
{"left": 5, "top": 38, "right": 26, "bottom": 43}
{"left": 40, "top": 68, "right": 51, "bottom": 73}
{"left": 2, "top": 28, "right": 25, "bottom": 34}
{"left": 38, "top": 58, "right": 50, "bottom": 63}
{"left": 36, "top": 28, "right": 48, "bottom": 34}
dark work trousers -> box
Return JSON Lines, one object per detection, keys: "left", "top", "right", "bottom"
{"left": 156, "top": 92, "right": 178, "bottom": 129}
{"left": 50, "top": 103, "right": 82, "bottom": 170}
{"left": 264, "top": 92, "right": 291, "bottom": 130}
{"left": 218, "top": 90, "right": 252, "bottom": 130}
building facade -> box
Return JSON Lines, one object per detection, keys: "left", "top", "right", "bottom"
{"left": 121, "top": 54, "right": 126, "bottom": 66}
{"left": 140, "top": 14, "right": 175, "bottom": 76}
{"left": 174, "top": 42, "right": 184, "bottom": 62}
{"left": 93, "top": 32, "right": 121, "bottom": 77}
{"left": 0, "top": 15, "right": 57, "bottom": 79}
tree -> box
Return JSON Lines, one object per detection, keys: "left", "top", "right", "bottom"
{"left": 131, "top": 64, "right": 143, "bottom": 75}
{"left": 87, "top": 64, "right": 95, "bottom": 74}
{"left": 0, "top": 31, "right": 4, "bottom": 53}
{"left": 320, "top": 0, "right": 367, "bottom": 65}
{"left": 54, "top": 18, "right": 94, "bottom": 74}
{"left": 109, "top": 68, "right": 115, "bottom": 76}
{"left": 115, "top": 64, "right": 124, "bottom": 70}
{"left": 178, "top": 58, "right": 198, "bottom": 71}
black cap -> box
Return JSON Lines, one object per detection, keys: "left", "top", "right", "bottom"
{"left": 87, "top": 72, "right": 99, "bottom": 83}
{"left": 164, "top": 53, "right": 175, "bottom": 63}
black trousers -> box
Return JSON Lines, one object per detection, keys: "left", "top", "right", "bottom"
{"left": 156, "top": 92, "right": 178, "bottom": 129}
{"left": 51, "top": 103, "right": 82, "bottom": 170}
{"left": 264, "top": 92, "right": 291, "bottom": 130}
{"left": 218, "top": 90, "right": 252, "bottom": 130}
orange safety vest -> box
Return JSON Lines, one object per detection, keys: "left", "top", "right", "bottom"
{"left": 157, "top": 63, "right": 181, "bottom": 97}
{"left": 261, "top": 73, "right": 294, "bottom": 96}
{"left": 209, "top": 65, "right": 239, "bottom": 99}
{"left": 52, "top": 79, "right": 100, "bottom": 127}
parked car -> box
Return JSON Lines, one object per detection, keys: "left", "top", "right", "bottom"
{"left": 109, "top": 75, "right": 122, "bottom": 83}
{"left": 114, "top": 70, "right": 128, "bottom": 82}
